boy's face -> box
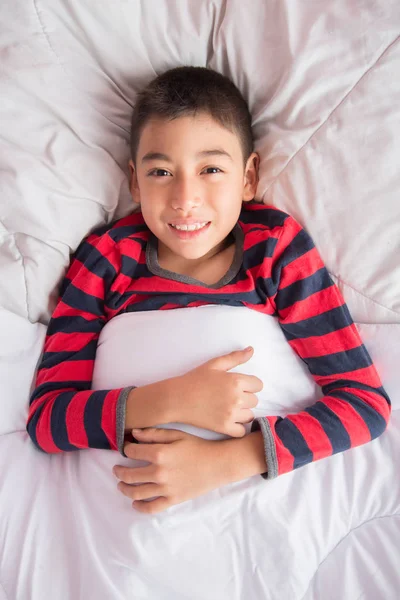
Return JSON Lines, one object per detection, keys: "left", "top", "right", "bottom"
{"left": 129, "top": 112, "right": 259, "bottom": 264}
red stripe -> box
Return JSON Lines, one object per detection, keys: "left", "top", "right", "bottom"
{"left": 35, "top": 399, "right": 62, "bottom": 453}
{"left": 66, "top": 256, "right": 85, "bottom": 282}
{"left": 53, "top": 300, "right": 104, "bottom": 322}
{"left": 288, "top": 324, "right": 362, "bottom": 358}
{"left": 100, "top": 389, "right": 121, "bottom": 450}
{"left": 243, "top": 228, "right": 280, "bottom": 251}
{"left": 279, "top": 247, "right": 324, "bottom": 288}
{"left": 340, "top": 386, "right": 390, "bottom": 422}
{"left": 97, "top": 236, "right": 120, "bottom": 272}
{"left": 287, "top": 412, "right": 333, "bottom": 461}
{"left": 119, "top": 236, "right": 148, "bottom": 260}
{"left": 277, "top": 214, "right": 301, "bottom": 246}
{"left": 72, "top": 264, "right": 105, "bottom": 298}
{"left": 110, "top": 270, "right": 131, "bottom": 294}
{"left": 65, "top": 392, "right": 91, "bottom": 448}
{"left": 86, "top": 233, "right": 101, "bottom": 244}
{"left": 245, "top": 256, "right": 273, "bottom": 281}
{"left": 28, "top": 390, "right": 54, "bottom": 416}
{"left": 39, "top": 359, "right": 94, "bottom": 383}
{"left": 278, "top": 287, "right": 344, "bottom": 322}
{"left": 323, "top": 396, "right": 371, "bottom": 446}
{"left": 314, "top": 364, "right": 383, "bottom": 389}
{"left": 113, "top": 211, "right": 144, "bottom": 229}
{"left": 45, "top": 331, "right": 96, "bottom": 354}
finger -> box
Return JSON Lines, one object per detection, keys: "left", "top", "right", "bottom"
{"left": 133, "top": 497, "right": 171, "bottom": 514}
{"left": 207, "top": 347, "right": 254, "bottom": 372}
{"left": 123, "top": 442, "right": 162, "bottom": 462}
{"left": 225, "top": 422, "right": 246, "bottom": 438}
{"left": 241, "top": 374, "right": 263, "bottom": 393}
{"left": 234, "top": 408, "right": 255, "bottom": 424}
{"left": 117, "top": 481, "right": 161, "bottom": 501}
{"left": 241, "top": 391, "right": 259, "bottom": 408}
{"left": 113, "top": 464, "right": 156, "bottom": 484}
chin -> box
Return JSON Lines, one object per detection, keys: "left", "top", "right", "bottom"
{"left": 176, "top": 249, "right": 209, "bottom": 260}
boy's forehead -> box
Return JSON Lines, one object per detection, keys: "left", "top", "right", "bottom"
{"left": 137, "top": 113, "right": 242, "bottom": 160}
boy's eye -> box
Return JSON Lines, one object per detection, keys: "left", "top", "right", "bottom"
{"left": 203, "top": 167, "right": 222, "bottom": 174}
{"left": 148, "top": 169, "right": 171, "bottom": 177}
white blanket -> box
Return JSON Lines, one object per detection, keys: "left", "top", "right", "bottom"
{"left": 1, "top": 0, "right": 400, "bottom": 598}
{"left": 1, "top": 307, "right": 400, "bottom": 599}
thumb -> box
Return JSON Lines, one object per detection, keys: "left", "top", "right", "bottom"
{"left": 208, "top": 346, "right": 254, "bottom": 371}
{"left": 132, "top": 427, "right": 186, "bottom": 443}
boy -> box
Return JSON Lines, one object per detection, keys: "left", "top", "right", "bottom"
{"left": 27, "top": 66, "right": 391, "bottom": 514}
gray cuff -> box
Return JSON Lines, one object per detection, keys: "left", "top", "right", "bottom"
{"left": 251, "top": 417, "right": 278, "bottom": 480}
{"left": 116, "top": 386, "right": 136, "bottom": 456}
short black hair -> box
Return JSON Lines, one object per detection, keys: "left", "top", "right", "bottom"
{"left": 130, "top": 66, "right": 254, "bottom": 167}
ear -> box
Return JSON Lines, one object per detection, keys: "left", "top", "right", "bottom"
{"left": 242, "top": 152, "right": 260, "bottom": 202}
{"left": 129, "top": 159, "right": 141, "bottom": 204}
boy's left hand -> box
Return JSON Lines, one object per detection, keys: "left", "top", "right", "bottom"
{"left": 113, "top": 428, "right": 231, "bottom": 514}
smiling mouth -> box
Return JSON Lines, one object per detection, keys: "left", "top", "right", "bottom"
{"left": 168, "top": 221, "right": 211, "bottom": 239}
{"left": 169, "top": 221, "right": 210, "bottom": 231}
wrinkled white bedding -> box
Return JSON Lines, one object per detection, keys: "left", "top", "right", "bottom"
{"left": 1, "top": 0, "right": 400, "bottom": 598}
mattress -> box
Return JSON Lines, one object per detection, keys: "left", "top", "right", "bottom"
{"left": 1, "top": 1, "right": 400, "bottom": 598}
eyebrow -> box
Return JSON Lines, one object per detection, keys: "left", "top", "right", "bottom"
{"left": 141, "top": 149, "right": 233, "bottom": 163}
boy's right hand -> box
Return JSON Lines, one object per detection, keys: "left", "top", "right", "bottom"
{"left": 172, "top": 347, "right": 263, "bottom": 438}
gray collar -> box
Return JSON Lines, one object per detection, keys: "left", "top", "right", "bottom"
{"left": 146, "top": 223, "right": 244, "bottom": 289}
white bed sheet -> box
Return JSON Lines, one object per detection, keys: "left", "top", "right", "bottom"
{"left": 1, "top": 0, "right": 400, "bottom": 598}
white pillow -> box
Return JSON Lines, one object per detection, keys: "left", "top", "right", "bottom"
{"left": 92, "top": 304, "right": 321, "bottom": 441}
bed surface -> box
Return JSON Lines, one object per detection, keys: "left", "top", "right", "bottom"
{"left": 1, "top": 1, "right": 399, "bottom": 598}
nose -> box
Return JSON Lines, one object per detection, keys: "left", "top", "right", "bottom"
{"left": 170, "top": 175, "right": 202, "bottom": 212}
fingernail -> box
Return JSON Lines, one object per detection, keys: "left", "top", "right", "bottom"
{"left": 132, "top": 428, "right": 141, "bottom": 434}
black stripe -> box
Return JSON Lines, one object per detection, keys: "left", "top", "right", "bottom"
{"left": 82, "top": 245, "right": 117, "bottom": 279}
{"left": 91, "top": 219, "right": 147, "bottom": 241}
{"left": 274, "top": 417, "right": 314, "bottom": 469}
{"left": 280, "top": 229, "right": 315, "bottom": 268}
{"left": 120, "top": 255, "right": 151, "bottom": 279}
{"left": 280, "top": 304, "right": 354, "bottom": 340}
{"left": 64, "top": 283, "right": 104, "bottom": 316}
{"left": 71, "top": 239, "right": 94, "bottom": 264}
{"left": 322, "top": 381, "right": 391, "bottom": 407}
{"left": 41, "top": 339, "right": 98, "bottom": 369}
{"left": 60, "top": 239, "right": 118, "bottom": 297}
{"left": 239, "top": 204, "right": 289, "bottom": 229}
{"left": 50, "top": 392, "right": 78, "bottom": 451}
{"left": 304, "top": 402, "right": 351, "bottom": 453}
{"left": 304, "top": 345, "right": 372, "bottom": 377}
{"left": 47, "top": 315, "right": 103, "bottom": 336}
{"left": 106, "top": 224, "right": 148, "bottom": 242}
{"left": 276, "top": 267, "right": 333, "bottom": 311}
{"left": 244, "top": 236, "right": 279, "bottom": 268}
{"left": 59, "top": 277, "right": 72, "bottom": 298}
{"left": 122, "top": 290, "right": 262, "bottom": 312}
{"left": 107, "top": 289, "right": 136, "bottom": 312}
{"left": 329, "top": 390, "right": 388, "bottom": 440}
{"left": 84, "top": 391, "right": 112, "bottom": 449}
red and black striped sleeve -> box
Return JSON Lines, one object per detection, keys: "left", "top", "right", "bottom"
{"left": 26, "top": 230, "right": 132, "bottom": 454}
{"left": 251, "top": 213, "right": 391, "bottom": 479}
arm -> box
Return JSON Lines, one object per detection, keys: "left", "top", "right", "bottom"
{"left": 250, "top": 214, "right": 391, "bottom": 479}
{"left": 26, "top": 231, "right": 171, "bottom": 455}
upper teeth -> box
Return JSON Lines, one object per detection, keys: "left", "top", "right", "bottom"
{"left": 171, "top": 222, "right": 208, "bottom": 231}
